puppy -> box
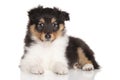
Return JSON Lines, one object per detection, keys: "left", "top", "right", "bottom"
{"left": 20, "top": 6, "right": 99, "bottom": 75}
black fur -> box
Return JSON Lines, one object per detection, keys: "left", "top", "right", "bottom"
{"left": 28, "top": 6, "right": 69, "bottom": 25}
{"left": 66, "top": 36, "right": 99, "bottom": 69}
{"left": 24, "top": 32, "right": 35, "bottom": 47}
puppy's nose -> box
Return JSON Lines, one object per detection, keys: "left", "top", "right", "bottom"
{"left": 45, "top": 33, "right": 51, "bottom": 40}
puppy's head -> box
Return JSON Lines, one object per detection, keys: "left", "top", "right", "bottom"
{"left": 27, "top": 6, "right": 69, "bottom": 42}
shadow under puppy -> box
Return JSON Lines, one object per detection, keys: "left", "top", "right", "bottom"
{"left": 20, "top": 6, "right": 99, "bottom": 75}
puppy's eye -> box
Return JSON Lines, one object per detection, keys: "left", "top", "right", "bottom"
{"left": 52, "top": 22, "right": 59, "bottom": 31}
{"left": 52, "top": 22, "right": 58, "bottom": 27}
{"left": 37, "top": 23, "right": 44, "bottom": 31}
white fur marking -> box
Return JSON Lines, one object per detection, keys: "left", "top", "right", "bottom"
{"left": 82, "top": 64, "right": 94, "bottom": 71}
{"left": 30, "top": 65, "right": 44, "bottom": 74}
{"left": 52, "top": 62, "right": 69, "bottom": 75}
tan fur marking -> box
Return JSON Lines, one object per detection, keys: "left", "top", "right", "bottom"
{"left": 50, "top": 34, "right": 56, "bottom": 41}
{"left": 30, "top": 25, "right": 40, "bottom": 37}
{"left": 51, "top": 18, "right": 56, "bottom": 23}
{"left": 30, "top": 25, "right": 43, "bottom": 40}
{"left": 40, "top": 32, "right": 46, "bottom": 41}
{"left": 39, "top": 18, "right": 45, "bottom": 23}
{"left": 77, "top": 48, "right": 92, "bottom": 67}
{"left": 59, "top": 24, "right": 64, "bottom": 31}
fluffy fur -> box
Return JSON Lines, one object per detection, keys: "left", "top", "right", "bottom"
{"left": 20, "top": 6, "right": 99, "bottom": 75}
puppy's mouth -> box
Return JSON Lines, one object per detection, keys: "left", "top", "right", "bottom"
{"left": 42, "top": 38, "right": 54, "bottom": 42}
{"left": 44, "top": 39, "right": 54, "bottom": 42}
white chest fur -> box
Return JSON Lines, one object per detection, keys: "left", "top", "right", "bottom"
{"left": 20, "top": 35, "right": 69, "bottom": 72}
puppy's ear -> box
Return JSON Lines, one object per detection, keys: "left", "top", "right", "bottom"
{"left": 54, "top": 7, "right": 70, "bottom": 21}
{"left": 60, "top": 11, "right": 70, "bottom": 21}
{"left": 28, "top": 6, "right": 43, "bottom": 20}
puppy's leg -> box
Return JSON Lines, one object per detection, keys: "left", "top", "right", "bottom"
{"left": 77, "top": 48, "right": 94, "bottom": 71}
{"left": 29, "top": 65, "right": 44, "bottom": 75}
{"left": 20, "top": 58, "right": 44, "bottom": 74}
{"left": 52, "top": 62, "right": 69, "bottom": 75}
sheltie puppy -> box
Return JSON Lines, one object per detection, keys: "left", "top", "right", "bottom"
{"left": 20, "top": 6, "right": 99, "bottom": 75}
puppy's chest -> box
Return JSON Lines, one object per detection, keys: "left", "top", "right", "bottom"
{"left": 26, "top": 38, "right": 69, "bottom": 61}
{"left": 28, "top": 44, "right": 65, "bottom": 58}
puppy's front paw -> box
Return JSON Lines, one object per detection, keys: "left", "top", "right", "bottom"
{"left": 53, "top": 63, "right": 68, "bottom": 75}
{"left": 30, "top": 65, "right": 44, "bottom": 75}
{"left": 82, "top": 64, "right": 94, "bottom": 71}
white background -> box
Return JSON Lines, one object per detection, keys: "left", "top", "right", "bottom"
{"left": 0, "top": 0, "right": 120, "bottom": 80}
